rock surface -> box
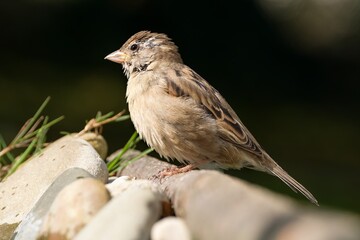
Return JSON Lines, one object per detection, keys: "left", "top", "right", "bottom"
{"left": 38, "top": 177, "right": 110, "bottom": 240}
{"left": 11, "top": 168, "right": 95, "bottom": 240}
{"left": 77, "top": 132, "right": 108, "bottom": 160}
{"left": 0, "top": 135, "right": 108, "bottom": 240}
{"left": 106, "top": 176, "right": 157, "bottom": 197}
{"left": 75, "top": 179, "right": 164, "bottom": 240}
{"left": 151, "top": 217, "right": 192, "bottom": 240}
{"left": 120, "top": 151, "right": 360, "bottom": 240}
{"left": 1, "top": 143, "right": 359, "bottom": 240}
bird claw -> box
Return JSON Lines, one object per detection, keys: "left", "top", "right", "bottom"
{"left": 156, "top": 164, "right": 196, "bottom": 178}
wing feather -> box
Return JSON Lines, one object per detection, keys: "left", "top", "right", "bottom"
{"left": 164, "top": 65, "right": 264, "bottom": 158}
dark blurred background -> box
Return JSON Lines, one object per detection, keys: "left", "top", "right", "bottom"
{"left": 0, "top": 0, "right": 359, "bottom": 212}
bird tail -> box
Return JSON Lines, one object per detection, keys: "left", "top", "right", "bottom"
{"left": 265, "top": 160, "right": 319, "bottom": 206}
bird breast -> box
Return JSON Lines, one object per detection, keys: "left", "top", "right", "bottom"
{"left": 126, "top": 73, "right": 221, "bottom": 164}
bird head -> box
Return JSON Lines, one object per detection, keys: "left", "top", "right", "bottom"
{"left": 105, "top": 31, "right": 182, "bottom": 78}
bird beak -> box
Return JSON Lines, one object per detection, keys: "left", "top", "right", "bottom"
{"left": 104, "top": 50, "right": 128, "bottom": 64}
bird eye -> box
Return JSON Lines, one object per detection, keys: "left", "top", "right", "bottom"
{"left": 130, "top": 43, "right": 139, "bottom": 51}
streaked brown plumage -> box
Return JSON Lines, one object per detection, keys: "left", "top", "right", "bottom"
{"left": 105, "top": 31, "right": 318, "bottom": 205}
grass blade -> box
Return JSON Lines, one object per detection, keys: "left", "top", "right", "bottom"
{"left": 114, "top": 148, "right": 153, "bottom": 174}
{"left": 107, "top": 131, "right": 138, "bottom": 171}
{"left": 12, "top": 96, "right": 51, "bottom": 143}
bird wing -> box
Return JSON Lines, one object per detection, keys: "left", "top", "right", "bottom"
{"left": 164, "top": 64, "right": 265, "bottom": 158}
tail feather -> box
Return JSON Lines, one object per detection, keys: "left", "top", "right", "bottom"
{"left": 268, "top": 164, "right": 319, "bottom": 206}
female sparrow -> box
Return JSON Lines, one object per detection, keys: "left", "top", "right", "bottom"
{"left": 105, "top": 31, "right": 318, "bottom": 205}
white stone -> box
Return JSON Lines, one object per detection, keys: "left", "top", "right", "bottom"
{"left": 0, "top": 135, "right": 108, "bottom": 238}
{"left": 75, "top": 179, "right": 164, "bottom": 240}
{"left": 12, "top": 168, "right": 95, "bottom": 240}
{"left": 38, "top": 178, "right": 110, "bottom": 239}
{"left": 77, "top": 132, "right": 108, "bottom": 160}
{"left": 105, "top": 176, "right": 147, "bottom": 197}
{"left": 151, "top": 217, "right": 192, "bottom": 240}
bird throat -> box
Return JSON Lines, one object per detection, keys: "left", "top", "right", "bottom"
{"left": 132, "top": 63, "right": 149, "bottom": 74}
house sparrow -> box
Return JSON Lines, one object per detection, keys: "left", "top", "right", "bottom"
{"left": 105, "top": 31, "right": 318, "bottom": 205}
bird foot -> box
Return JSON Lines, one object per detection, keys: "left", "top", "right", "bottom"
{"left": 158, "top": 164, "right": 196, "bottom": 177}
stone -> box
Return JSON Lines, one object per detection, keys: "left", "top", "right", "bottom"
{"left": 75, "top": 179, "right": 163, "bottom": 240}
{"left": 151, "top": 217, "right": 192, "bottom": 240}
{"left": 11, "top": 168, "right": 95, "bottom": 240}
{"left": 77, "top": 132, "right": 108, "bottom": 160}
{"left": 0, "top": 135, "right": 108, "bottom": 239}
{"left": 105, "top": 176, "right": 145, "bottom": 197}
{"left": 38, "top": 178, "right": 110, "bottom": 240}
